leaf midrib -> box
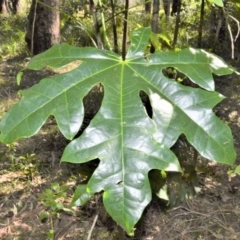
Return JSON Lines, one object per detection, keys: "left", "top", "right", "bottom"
{"left": 126, "top": 63, "right": 231, "bottom": 159}
{"left": 1, "top": 61, "right": 121, "bottom": 141}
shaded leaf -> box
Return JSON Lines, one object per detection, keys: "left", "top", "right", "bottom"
{"left": 71, "top": 185, "right": 93, "bottom": 206}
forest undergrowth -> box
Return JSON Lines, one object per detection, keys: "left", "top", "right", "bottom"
{"left": 0, "top": 50, "right": 240, "bottom": 239}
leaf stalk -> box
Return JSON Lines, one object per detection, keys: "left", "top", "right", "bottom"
{"left": 122, "top": 0, "right": 129, "bottom": 60}
{"left": 98, "top": 0, "right": 112, "bottom": 50}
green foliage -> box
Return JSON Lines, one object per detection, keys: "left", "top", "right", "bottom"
{"left": 17, "top": 153, "right": 38, "bottom": 179}
{"left": 230, "top": 0, "right": 240, "bottom": 14}
{"left": 150, "top": 32, "right": 172, "bottom": 50}
{"left": 228, "top": 165, "right": 240, "bottom": 179}
{"left": 38, "top": 182, "right": 72, "bottom": 240}
{"left": 158, "top": 0, "right": 202, "bottom": 49}
{"left": 0, "top": 27, "right": 236, "bottom": 234}
{"left": 0, "top": 15, "right": 27, "bottom": 57}
{"left": 60, "top": 14, "right": 96, "bottom": 47}
{"left": 208, "top": 0, "right": 224, "bottom": 7}
{"left": 4, "top": 144, "right": 38, "bottom": 180}
{"left": 38, "top": 182, "right": 70, "bottom": 212}
{"left": 60, "top": 0, "right": 124, "bottom": 49}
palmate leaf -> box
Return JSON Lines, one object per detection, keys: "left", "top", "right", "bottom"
{"left": 0, "top": 28, "right": 236, "bottom": 234}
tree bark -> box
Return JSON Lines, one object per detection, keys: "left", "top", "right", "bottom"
{"left": 0, "top": 0, "right": 9, "bottom": 14}
{"left": 151, "top": 0, "right": 159, "bottom": 34}
{"left": 151, "top": 0, "right": 160, "bottom": 53}
{"left": 197, "top": 0, "right": 205, "bottom": 48}
{"left": 162, "top": 0, "right": 173, "bottom": 19}
{"left": 171, "top": 0, "right": 179, "bottom": 16}
{"left": 172, "top": 0, "right": 181, "bottom": 47}
{"left": 150, "top": 0, "right": 160, "bottom": 53}
{"left": 25, "top": 0, "right": 60, "bottom": 55}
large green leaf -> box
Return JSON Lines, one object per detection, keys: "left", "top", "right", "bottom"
{"left": 0, "top": 27, "right": 236, "bottom": 234}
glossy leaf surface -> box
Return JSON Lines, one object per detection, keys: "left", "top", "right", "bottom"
{"left": 0, "top": 28, "right": 236, "bottom": 234}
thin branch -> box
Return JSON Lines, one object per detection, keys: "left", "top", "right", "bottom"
{"left": 222, "top": 7, "right": 234, "bottom": 59}
{"left": 87, "top": 214, "right": 99, "bottom": 240}
{"left": 228, "top": 14, "right": 240, "bottom": 41}
{"left": 30, "top": 0, "right": 37, "bottom": 55}
{"left": 105, "top": 2, "right": 146, "bottom": 25}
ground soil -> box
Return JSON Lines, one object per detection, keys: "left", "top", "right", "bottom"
{"left": 0, "top": 53, "right": 240, "bottom": 240}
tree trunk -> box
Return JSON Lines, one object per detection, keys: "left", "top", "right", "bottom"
{"left": 172, "top": 0, "right": 181, "bottom": 47}
{"left": 171, "top": 0, "right": 179, "bottom": 16}
{"left": 11, "top": 0, "right": 21, "bottom": 14}
{"left": 162, "top": 0, "right": 173, "bottom": 19}
{"left": 212, "top": 8, "right": 225, "bottom": 51}
{"left": 197, "top": 0, "right": 205, "bottom": 48}
{"left": 144, "top": 0, "right": 151, "bottom": 14}
{"left": 0, "top": 0, "right": 9, "bottom": 14}
{"left": 151, "top": 0, "right": 160, "bottom": 34}
{"left": 25, "top": 0, "right": 60, "bottom": 55}
{"left": 151, "top": 0, "right": 160, "bottom": 53}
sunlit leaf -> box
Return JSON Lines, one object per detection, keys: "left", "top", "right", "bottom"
{"left": 234, "top": 165, "right": 240, "bottom": 174}
{"left": 208, "top": 0, "right": 224, "bottom": 7}
{"left": 0, "top": 27, "right": 236, "bottom": 234}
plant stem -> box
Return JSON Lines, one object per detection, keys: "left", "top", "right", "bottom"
{"left": 197, "top": 0, "right": 205, "bottom": 48}
{"left": 87, "top": 214, "right": 99, "bottom": 240}
{"left": 98, "top": 0, "right": 112, "bottom": 50}
{"left": 122, "top": 0, "right": 129, "bottom": 60}
{"left": 110, "top": 0, "right": 118, "bottom": 53}
{"left": 49, "top": 211, "right": 54, "bottom": 240}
